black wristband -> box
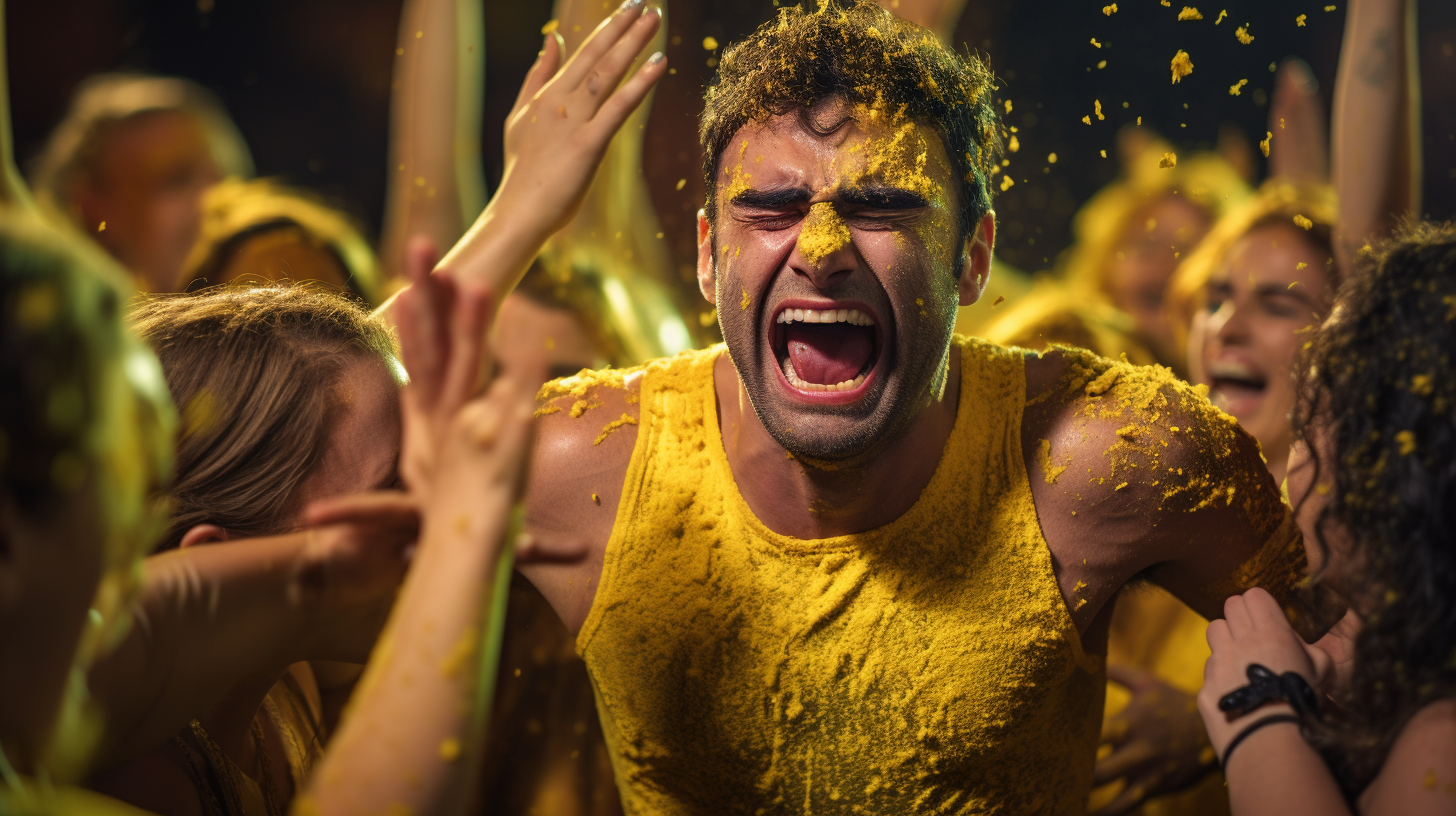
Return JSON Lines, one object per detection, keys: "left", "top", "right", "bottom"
{"left": 1219, "top": 713, "right": 1301, "bottom": 770}
{"left": 1217, "top": 663, "right": 1323, "bottom": 721}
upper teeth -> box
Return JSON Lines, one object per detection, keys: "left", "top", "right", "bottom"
{"left": 775, "top": 308, "right": 874, "bottom": 326}
{"left": 1207, "top": 361, "right": 1261, "bottom": 381}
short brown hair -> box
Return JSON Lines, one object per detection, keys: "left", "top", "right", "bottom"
{"left": 700, "top": 0, "right": 1001, "bottom": 242}
{"left": 130, "top": 284, "right": 397, "bottom": 551}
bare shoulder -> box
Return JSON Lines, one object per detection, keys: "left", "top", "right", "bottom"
{"left": 1363, "top": 699, "right": 1456, "bottom": 815}
{"left": 1021, "top": 347, "right": 1286, "bottom": 621}
{"left": 519, "top": 367, "right": 644, "bottom": 632}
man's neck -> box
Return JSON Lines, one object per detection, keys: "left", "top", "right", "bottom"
{"left": 712, "top": 347, "right": 961, "bottom": 540}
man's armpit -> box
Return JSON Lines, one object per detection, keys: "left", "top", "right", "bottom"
{"left": 1197, "top": 514, "right": 1345, "bottom": 641}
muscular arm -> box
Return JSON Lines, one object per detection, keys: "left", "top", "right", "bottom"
{"left": 379, "top": 0, "right": 487, "bottom": 282}
{"left": 517, "top": 371, "right": 641, "bottom": 634}
{"left": 1332, "top": 0, "right": 1420, "bottom": 272}
{"left": 1024, "top": 349, "right": 1341, "bottom": 642}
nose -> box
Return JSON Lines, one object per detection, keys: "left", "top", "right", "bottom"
{"left": 1209, "top": 295, "right": 1250, "bottom": 348}
{"left": 788, "top": 202, "right": 856, "bottom": 291}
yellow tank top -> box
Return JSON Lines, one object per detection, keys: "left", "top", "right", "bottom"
{"left": 577, "top": 337, "right": 1106, "bottom": 815}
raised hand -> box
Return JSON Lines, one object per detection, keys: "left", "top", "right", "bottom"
{"left": 494, "top": 0, "right": 666, "bottom": 236}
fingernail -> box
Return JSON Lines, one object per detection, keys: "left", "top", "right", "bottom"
{"left": 648, "top": 51, "right": 665, "bottom": 65}
{"left": 646, "top": 4, "right": 662, "bottom": 18}
{"left": 619, "top": 0, "right": 643, "bottom": 11}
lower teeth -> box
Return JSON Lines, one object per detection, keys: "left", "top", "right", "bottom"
{"left": 782, "top": 357, "right": 866, "bottom": 392}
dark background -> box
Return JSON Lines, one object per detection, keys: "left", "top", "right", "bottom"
{"left": 9, "top": 0, "right": 1455, "bottom": 292}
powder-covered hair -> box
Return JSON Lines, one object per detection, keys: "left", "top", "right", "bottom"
{"left": 130, "top": 284, "right": 398, "bottom": 551}
{"left": 700, "top": 0, "right": 1001, "bottom": 243}
{"left": 1292, "top": 220, "right": 1456, "bottom": 797}
{"left": 179, "top": 178, "right": 385, "bottom": 306}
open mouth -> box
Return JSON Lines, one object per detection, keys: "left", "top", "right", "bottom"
{"left": 1208, "top": 360, "right": 1267, "bottom": 414}
{"left": 770, "top": 303, "right": 881, "bottom": 398}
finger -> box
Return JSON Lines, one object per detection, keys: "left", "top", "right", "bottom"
{"left": 514, "top": 532, "right": 591, "bottom": 564}
{"left": 576, "top": 8, "right": 661, "bottom": 113}
{"left": 1223, "top": 592, "right": 1253, "bottom": 635}
{"left": 590, "top": 50, "right": 666, "bottom": 135}
{"left": 1242, "top": 587, "right": 1286, "bottom": 629}
{"left": 442, "top": 284, "right": 492, "bottom": 407}
{"left": 1106, "top": 663, "right": 1159, "bottom": 694}
{"left": 1205, "top": 618, "right": 1231, "bottom": 652}
{"left": 512, "top": 31, "right": 565, "bottom": 116}
{"left": 1092, "top": 741, "right": 1154, "bottom": 785}
{"left": 556, "top": 0, "right": 649, "bottom": 91}
{"left": 305, "top": 491, "right": 421, "bottom": 527}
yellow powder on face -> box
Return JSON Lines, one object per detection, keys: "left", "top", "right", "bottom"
{"left": 1260, "top": 131, "right": 1273, "bottom": 157}
{"left": 797, "top": 201, "right": 852, "bottom": 265}
{"left": 594, "top": 413, "right": 638, "bottom": 445}
{"left": 1038, "top": 438, "right": 1068, "bottom": 484}
{"left": 1170, "top": 50, "right": 1194, "bottom": 83}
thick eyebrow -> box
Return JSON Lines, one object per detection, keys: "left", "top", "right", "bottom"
{"left": 835, "top": 185, "right": 929, "bottom": 210}
{"left": 730, "top": 187, "right": 812, "bottom": 210}
{"left": 1255, "top": 283, "right": 1317, "bottom": 308}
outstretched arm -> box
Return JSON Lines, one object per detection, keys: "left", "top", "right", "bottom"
{"left": 0, "top": 0, "right": 36, "bottom": 214}
{"left": 88, "top": 519, "right": 416, "bottom": 769}
{"left": 379, "top": 0, "right": 487, "bottom": 282}
{"left": 1332, "top": 0, "right": 1420, "bottom": 272}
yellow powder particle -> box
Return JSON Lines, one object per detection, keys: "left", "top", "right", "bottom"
{"left": 1161, "top": 0, "right": 1170, "bottom": 5}
{"left": 1293, "top": 214, "right": 1313, "bottom": 230}
{"left": 439, "top": 737, "right": 461, "bottom": 762}
{"left": 1229, "top": 79, "right": 1248, "bottom": 95}
{"left": 1007, "top": 134, "right": 1020, "bottom": 153}
{"left": 675, "top": 178, "right": 687, "bottom": 191}
{"left": 1235, "top": 25, "right": 1254, "bottom": 44}
{"left": 1094, "top": 100, "right": 1105, "bottom": 120}
{"left": 97, "top": 221, "right": 106, "bottom": 232}
{"left": 1324, "top": 4, "right": 1336, "bottom": 10}
{"left": 993, "top": 295, "right": 1005, "bottom": 306}
{"left": 1178, "top": 7, "right": 1203, "bottom": 20}
{"left": 1097, "top": 59, "right": 1107, "bottom": 69}
{"left": 740, "top": 288, "right": 750, "bottom": 310}
{"left": 1396, "top": 430, "right": 1417, "bottom": 456}
{"left": 1159, "top": 152, "right": 1177, "bottom": 169}
{"left": 1103, "top": 3, "right": 1118, "bottom": 14}
{"left": 797, "top": 201, "right": 852, "bottom": 265}
{"left": 1412, "top": 374, "right": 1433, "bottom": 395}
{"left": 1100, "top": 149, "right": 1107, "bottom": 158}
{"left": 1048, "top": 152, "right": 1058, "bottom": 164}
{"left": 540, "top": 19, "right": 559, "bottom": 34}
{"left": 1296, "top": 13, "right": 1307, "bottom": 25}
{"left": 594, "top": 413, "right": 638, "bottom": 445}
{"left": 1260, "top": 131, "right": 1273, "bottom": 157}
{"left": 1170, "top": 50, "right": 1194, "bottom": 83}
{"left": 1215, "top": 9, "right": 1227, "bottom": 23}
{"left": 1038, "top": 439, "right": 1068, "bottom": 484}
{"left": 1296, "top": 262, "right": 1308, "bottom": 270}
{"left": 1000, "top": 175, "right": 1015, "bottom": 192}
{"left": 1075, "top": 598, "right": 1088, "bottom": 610}
{"left": 1137, "top": 116, "right": 1142, "bottom": 126}
{"left": 699, "top": 308, "right": 717, "bottom": 327}
{"left": 1072, "top": 580, "right": 1087, "bottom": 592}
{"left": 1114, "top": 482, "right": 1128, "bottom": 491}
{"left": 1004, "top": 99, "right": 1013, "bottom": 114}
{"left": 438, "top": 626, "right": 478, "bottom": 679}
{"left": 1090, "top": 38, "right": 1101, "bottom": 48}
{"left": 592, "top": 493, "right": 601, "bottom": 505}
{"left": 1082, "top": 115, "right": 1093, "bottom": 125}
{"left": 702, "top": 36, "right": 718, "bottom": 50}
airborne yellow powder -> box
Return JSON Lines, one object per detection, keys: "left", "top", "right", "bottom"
{"left": 1177, "top": 7, "right": 1203, "bottom": 20}
{"left": 1103, "top": 3, "right": 1118, "bottom": 14}
{"left": 1170, "top": 50, "right": 1194, "bottom": 83}
{"left": 1260, "top": 131, "right": 1273, "bottom": 157}
{"left": 1229, "top": 79, "right": 1248, "bottom": 95}
{"left": 1159, "top": 152, "right": 1177, "bottom": 169}
{"left": 797, "top": 201, "right": 852, "bottom": 265}
{"left": 1293, "top": 214, "right": 1314, "bottom": 230}
{"left": 1235, "top": 25, "right": 1254, "bottom": 44}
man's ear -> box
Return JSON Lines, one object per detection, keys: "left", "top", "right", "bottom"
{"left": 957, "top": 212, "right": 996, "bottom": 307}
{"left": 696, "top": 209, "right": 717, "bottom": 305}
{"left": 179, "top": 524, "right": 229, "bottom": 549}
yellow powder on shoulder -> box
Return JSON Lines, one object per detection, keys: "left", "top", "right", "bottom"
{"left": 740, "top": 288, "right": 751, "bottom": 310}
{"left": 594, "top": 413, "right": 638, "bottom": 445}
{"left": 1038, "top": 439, "right": 1068, "bottom": 484}
{"left": 798, "top": 201, "right": 852, "bottom": 265}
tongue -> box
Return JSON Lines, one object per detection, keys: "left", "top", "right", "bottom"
{"left": 785, "top": 322, "right": 874, "bottom": 385}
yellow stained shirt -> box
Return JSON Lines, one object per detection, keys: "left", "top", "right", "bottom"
{"left": 576, "top": 337, "right": 1106, "bottom": 815}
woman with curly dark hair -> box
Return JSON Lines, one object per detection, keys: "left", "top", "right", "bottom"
{"left": 1194, "top": 220, "right": 1456, "bottom": 814}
